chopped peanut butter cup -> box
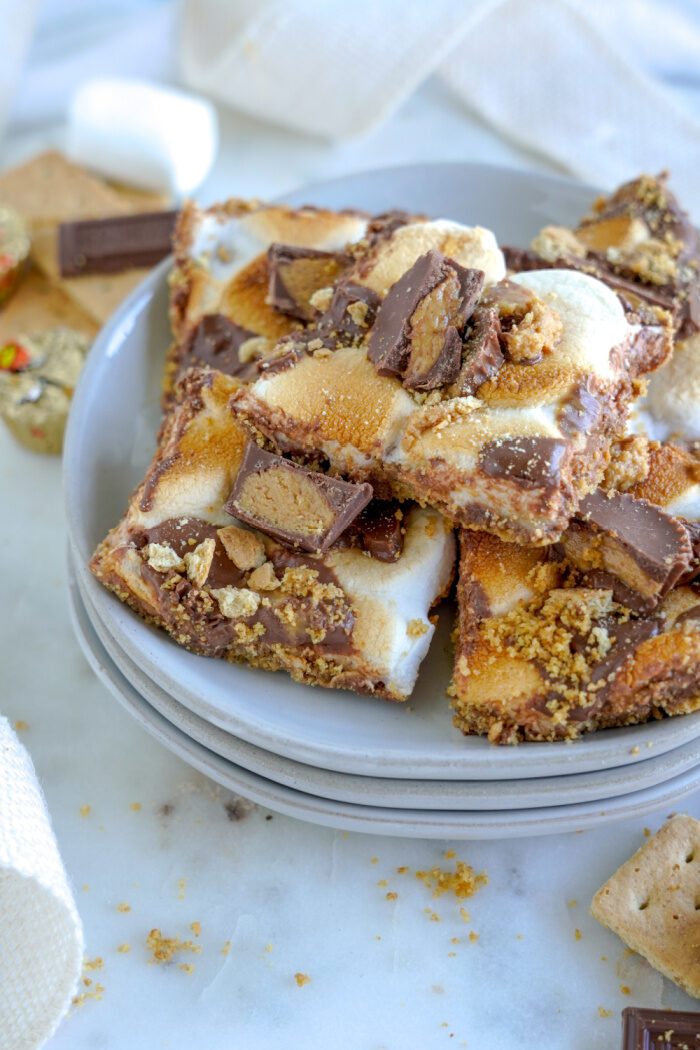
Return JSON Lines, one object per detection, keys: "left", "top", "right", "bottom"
{"left": 226, "top": 442, "right": 373, "bottom": 552}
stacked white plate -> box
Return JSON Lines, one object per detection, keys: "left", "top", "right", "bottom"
{"left": 64, "top": 163, "right": 700, "bottom": 838}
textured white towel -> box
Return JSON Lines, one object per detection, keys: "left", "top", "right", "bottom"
{"left": 180, "top": 0, "right": 700, "bottom": 210}
{"left": 0, "top": 717, "right": 83, "bottom": 1050}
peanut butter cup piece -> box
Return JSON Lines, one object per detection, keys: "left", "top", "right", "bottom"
{"left": 563, "top": 489, "right": 692, "bottom": 608}
{"left": 179, "top": 314, "right": 258, "bottom": 378}
{"left": 368, "top": 249, "right": 483, "bottom": 388}
{"left": 226, "top": 443, "right": 373, "bottom": 552}
{"left": 267, "top": 244, "right": 348, "bottom": 321}
{"left": 450, "top": 306, "right": 504, "bottom": 396}
{"left": 479, "top": 436, "right": 568, "bottom": 491}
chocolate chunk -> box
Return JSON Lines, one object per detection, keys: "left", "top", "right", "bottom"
{"left": 557, "top": 378, "right": 602, "bottom": 436}
{"left": 678, "top": 520, "right": 700, "bottom": 585}
{"left": 590, "top": 617, "right": 660, "bottom": 689}
{"left": 58, "top": 209, "right": 178, "bottom": 277}
{"left": 226, "top": 442, "right": 373, "bottom": 552}
{"left": 368, "top": 250, "right": 483, "bottom": 389}
{"left": 567, "top": 490, "right": 692, "bottom": 606}
{"left": 622, "top": 1006, "right": 700, "bottom": 1049}
{"left": 479, "top": 436, "right": 568, "bottom": 490}
{"left": 579, "top": 568, "right": 655, "bottom": 615}
{"left": 337, "top": 500, "right": 405, "bottom": 561}
{"left": 179, "top": 314, "right": 258, "bottom": 378}
{"left": 451, "top": 306, "right": 504, "bottom": 396}
{"left": 267, "top": 244, "right": 348, "bottom": 321}
{"left": 134, "top": 518, "right": 245, "bottom": 590}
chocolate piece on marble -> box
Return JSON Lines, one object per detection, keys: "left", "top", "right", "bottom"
{"left": 368, "top": 249, "right": 483, "bottom": 387}
{"left": 567, "top": 490, "right": 692, "bottom": 606}
{"left": 479, "top": 436, "right": 568, "bottom": 491}
{"left": 226, "top": 442, "right": 373, "bottom": 552}
{"left": 58, "top": 209, "right": 178, "bottom": 277}
{"left": 621, "top": 1006, "right": 700, "bottom": 1050}
{"left": 267, "top": 243, "right": 348, "bottom": 321}
{"left": 450, "top": 306, "right": 504, "bottom": 396}
{"left": 179, "top": 314, "right": 258, "bottom": 378}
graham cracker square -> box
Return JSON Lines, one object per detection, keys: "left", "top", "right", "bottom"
{"left": 591, "top": 814, "right": 700, "bottom": 999}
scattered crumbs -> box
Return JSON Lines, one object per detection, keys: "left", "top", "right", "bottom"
{"left": 117, "top": 944, "right": 130, "bottom": 954}
{"left": 13, "top": 720, "right": 29, "bottom": 731}
{"left": 224, "top": 798, "right": 251, "bottom": 822}
{"left": 79, "top": 805, "right": 91, "bottom": 818}
{"left": 396, "top": 866, "right": 409, "bottom": 875}
{"left": 620, "top": 985, "right": 631, "bottom": 996}
{"left": 72, "top": 982, "right": 105, "bottom": 1008}
{"left": 116, "top": 903, "right": 131, "bottom": 914}
{"left": 82, "top": 977, "right": 92, "bottom": 987}
{"left": 386, "top": 892, "right": 398, "bottom": 901}
{"left": 441, "top": 1022, "right": 449, "bottom": 1028}
{"left": 468, "top": 931, "right": 479, "bottom": 943}
{"left": 377, "top": 879, "right": 388, "bottom": 888}
{"left": 447, "top": 951, "right": 457, "bottom": 958}
{"left": 450, "top": 937, "right": 460, "bottom": 945}
{"left": 130, "top": 802, "right": 142, "bottom": 812}
{"left": 566, "top": 899, "right": 578, "bottom": 908}
{"left": 600, "top": 955, "right": 608, "bottom": 962}
{"left": 459, "top": 907, "right": 471, "bottom": 923}
{"left": 630, "top": 745, "right": 640, "bottom": 756}
{"left": 146, "top": 929, "right": 202, "bottom": 965}
{"left": 370, "top": 856, "right": 379, "bottom": 865}
{"left": 598, "top": 1007, "right": 612, "bottom": 1019}
{"left": 177, "top": 878, "right": 187, "bottom": 900}
{"left": 294, "top": 972, "right": 311, "bottom": 987}
{"left": 190, "top": 922, "right": 201, "bottom": 938}
{"left": 264, "top": 943, "right": 273, "bottom": 954}
{"left": 516, "top": 933, "right": 524, "bottom": 941}
{"left": 179, "top": 963, "right": 195, "bottom": 975}
{"left": 221, "top": 940, "right": 232, "bottom": 956}
{"left": 643, "top": 827, "right": 651, "bottom": 838}
{"left": 574, "top": 929, "right": 583, "bottom": 941}
{"left": 83, "top": 957, "right": 104, "bottom": 972}
{"left": 82, "top": 884, "right": 90, "bottom": 893}
{"left": 444, "top": 850, "right": 456, "bottom": 859}
{"left": 416, "top": 860, "right": 488, "bottom": 900}
{"left": 424, "top": 908, "right": 441, "bottom": 923}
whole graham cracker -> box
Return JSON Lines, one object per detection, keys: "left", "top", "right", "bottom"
{"left": 591, "top": 814, "right": 700, "bottom": 999}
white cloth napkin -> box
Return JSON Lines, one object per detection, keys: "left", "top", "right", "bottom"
{"left": 0, "top": 717, "right": 83, "bottom": 1050}
{"left": 180, "top": 0, "right": 700, "bottom": 210}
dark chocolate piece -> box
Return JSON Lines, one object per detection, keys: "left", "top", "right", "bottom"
{"left": 226, "top": 442, "right": 373, "bottom": 552}
{"left": 337, "top": 500, "right": 405, "bottom": 561}
{"left": 451, "top": 306, "right": 504, "bottom": 396}
{"left": 58, "top": 209, "right": 178, "bottom": 277}
{"left": 622, "top": 1006, "right": 700, "bottom": 1049}
{"left": 179, "top": 314, "right": 258, "bottom": 378}
{"left": 479, "top": 436, "right": 568, "bottom": 490}
{"left": 368, "top": 249, "right": 483, "bottom": 389}
{"left": 557, "top": 377, "right": 602, "bottom": 435}
{"left": 267, "top": 244, "right": 348, "bottom": 321}
{"left": 569, "top": 490, "right": 692, "bottom": 605}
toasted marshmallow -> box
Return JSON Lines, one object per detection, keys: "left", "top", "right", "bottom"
{"left": 645, "top": 333, "right": 700, "bottom": 443}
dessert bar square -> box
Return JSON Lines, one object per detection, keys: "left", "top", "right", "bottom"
{"left": 232, "top": 212, "right": 671, "bottom": 543}
{"left": 91, "top": 369, "right": 455, "bottom": 700}
{"left": 450, "top": 440, "right": 700, "bottom": 742}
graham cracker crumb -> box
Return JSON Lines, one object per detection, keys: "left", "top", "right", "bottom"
{"left": 598, "top": 1007, "right": 612, "bottom": 1019}
{"left": 407, "top": 618, "right": 429, "bottom": 638}
{"left": 84, "top": 956, "right": 104, "bottom": 971}
{"left": 117, "top": 944, "right": 130, "bottom": 954}
{"left": 79, "top": 805, "right": 91, "bottom": 818}
{"left": 416, "top": 860, "right": 488, "bottom": 900}
{"left": 294, "top": 972, "right": 311, "bottom": 987}
{"left": 190, "top": 921, "right": 201, "bottom": 937}
{"left": 116, "top": 903, "right": 131, "bottom": 913}
{"left": 146, "top": 928, "right": 202, "bottom": 965}
{"left": 13, "top": 720, "right": 29, "bottom": 731}
{"left": 130, "top": 802, "right": 142, "bottom": 812}
{"left": 385, "top": 891, "right": 398, "bottom": 901}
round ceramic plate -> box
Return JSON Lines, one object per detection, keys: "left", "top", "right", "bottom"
{"left": 68, "top": 559, "right": 700, "bottom": 838}
{"left": 64, "top": 162, "right": 700, "bottom": 782}
{"left": 73, "top": 550, "right": 700, "bottom": 813}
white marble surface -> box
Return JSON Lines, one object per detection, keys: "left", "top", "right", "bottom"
{"left": 2, "top": 83, "right": 700, "bottom": 1050}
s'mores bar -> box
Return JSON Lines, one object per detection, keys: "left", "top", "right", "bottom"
{"left": 165, "top": 199, "right": 374, "bottom": 399}
{"left": 450, "top": 439, "right": 700, "bottom": 743}
{"left": 91, "top": 369, "right": 455, "bottom": 700}
{"left": 232, "top": 211, "right": 671, "bottom": 543}
{"left": 506, "top": 172, "right": 699, "bottom": 338}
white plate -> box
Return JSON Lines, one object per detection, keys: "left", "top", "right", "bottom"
{"left": 74, "top": 550, "right": 700, "bottom": 813}
{"left": 63, "top": 162, "right": 700, "bottom": 782}
{"left": 68, "top": 557, "right": 700, "bottom": 838}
